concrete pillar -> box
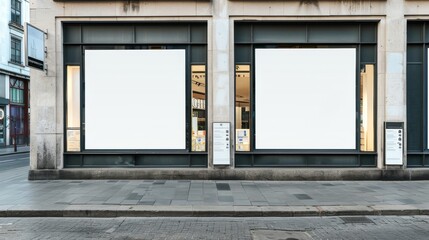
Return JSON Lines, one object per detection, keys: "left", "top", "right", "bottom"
{"left": 29, "top": 2, "right": 63, "bottom": 170}
{"left": 211, "top": 0, "right": 232, "bottom": 168}
{"left": 384, "top": 0, "right": 406, "bottom": 168}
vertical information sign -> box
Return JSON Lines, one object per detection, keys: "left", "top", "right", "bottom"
{"left": 385, "top": 122, "right": 404, "bottom": 165}
{"left": 213, "top": 122, "right": 230, "bottom": 165}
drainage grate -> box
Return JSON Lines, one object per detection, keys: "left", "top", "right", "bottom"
{"left": 294, "top": 194, "right": 312, "bottom": 200}
{"left": 216, "top": 183, "right": 231, "bottom": 191}
{"left": 341, "top": 216, "right": 374, "bottom": 224}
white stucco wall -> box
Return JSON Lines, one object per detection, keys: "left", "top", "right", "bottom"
{"left": 0, "top": 0, "right": 30, "bottom": 148}
{"left": 0, "top": 0, "right": 30, "bottom": 75}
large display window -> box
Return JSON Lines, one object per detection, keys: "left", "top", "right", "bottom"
{"left": 234, "top": 22, "right": 377, "bottom": 167}
{"left": 63, "top": 22, "right": 207, "bottom": 167}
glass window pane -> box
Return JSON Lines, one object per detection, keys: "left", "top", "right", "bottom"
{"left": 67, "top": 66, "right": 81, "bottom": 151}
{"left": 191, "top": 65, "right": 206, "bottom": 152}
{"left": 18, "top": 90, "right": 22, "bottom": 103}
{"left": 67, "top": 66, "right": 80, "bottom": 128}
{"left": 360, "top": 64, "right": 375, "bottom": 151}
{"left": 10, "top": 38, "right": 21, "bottom": 63}
{"left": 235, "top": 64, "right": 250, "bottom": 151}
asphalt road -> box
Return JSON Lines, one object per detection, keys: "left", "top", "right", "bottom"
{"left": 0, "top": 153, "right": 29, "bottom": 173}
{"left": 0, "top": 216, "right": 428, "bottom": 240}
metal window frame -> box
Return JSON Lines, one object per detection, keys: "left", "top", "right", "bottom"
{"left": 10, "top": 36, "right": 22, "bottom": 64}
{"left": 10, "top": 0, "right": 21, "bottom": 25}
{"left": 233, "top": 21, "right": 378, "bottom": 167}
{"left": 406, "top": 21, "right": 429, "bottom": 167}
{"left": 62, "top": 22, "right": 208, "bottom": 168}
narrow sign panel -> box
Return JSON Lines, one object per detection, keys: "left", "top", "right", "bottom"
{"left": 385, "top": 122, "right": 404, "bottom": 165}
{"left": 213, "top": 123, "right": 230, "bottom": 165}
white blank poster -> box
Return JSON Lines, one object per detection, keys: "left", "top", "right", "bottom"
{"left": 85, "top": 50, "right": 186, "bottom": 149}
{"left": 255, "top": 48, "right": 356, "bottom": 149}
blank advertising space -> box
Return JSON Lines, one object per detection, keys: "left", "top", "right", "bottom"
{"left": 85, "top": 50, "right": 186, "bottom": 150}
{"left": 255, "top": 48, "right": 356, "bottom": 149}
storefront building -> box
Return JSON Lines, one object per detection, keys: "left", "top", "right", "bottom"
{"left": 29, "top": 0, "right": 429, "bottom": 180}
{"left": 0, "top": 0, "right": 30, "bottom": 148}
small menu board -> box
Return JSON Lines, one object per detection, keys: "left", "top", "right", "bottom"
{"left": 385, "top": 122, "right": 403, "bottom": 165}
{"left": 213, "top": 122, "right": 230, "bottom": 165}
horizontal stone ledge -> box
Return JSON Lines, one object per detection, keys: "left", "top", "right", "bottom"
{"left": 28, "top": 168, "right": 429, "bottom": 181}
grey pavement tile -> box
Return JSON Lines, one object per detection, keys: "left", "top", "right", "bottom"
{"left": 178, "top": 180, "right": 191, "bottom": 183}
{"left": 138, "top": 200, "right": 156, "bottom": 205}
{"left": 188, "top": 196, "right": 203, "bottom": 201}
{"left": 218, "top": 191, "right": 233, "bottom": 196}
{"left": 104, "top": 197, "right": 126, "bottom": 204}
{"left": 173, "top": 195, "right": 188, "bottom": 200}
{"left": 251, "top": 201, "right": 269, "bottom": 206}
{"left": 232, "top": 195, "right": 250, "bottom": 201}
{"left": 188, "top": 200, "right": 205, "bottom": 205}
{"left": 71, "top": 197, "right": 93, "bottom": 204}
{"left": 247, "top": 195, "right": 267, "bottom": 202}
{"left": 233, "top": 200, "right": 252, "bottom": 206}
{"left": 121, "top": 200, "right": 139, "bottom": 205}
{"left": 218, "top": 196, "right": 234, "bottom": 202}
{"left": 125, "top": 193, "right": 143, "bottom": 201}
{"left": 154, "top": 199, "right": 172, "bottom": 205}
{"left": 203, "top": 197, "right": 218, "bottom": 204}
{"left": 91, "top": 196, "right": 111, "bottom": 201}
{"left": 399, "top": 199, "right": 419, "bottom": 204}
{"left": 171, "top": 200, "right": 191, "bottom": 206}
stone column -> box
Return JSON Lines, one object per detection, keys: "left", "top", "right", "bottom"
{"left": 210, "top": 0, "right": 232, "bottom": 168}
{"left": 384, "top": 0, "right": 406, "bottom": 168}
{"left": 29, "top": 1, "right": 63, "bottom": 173}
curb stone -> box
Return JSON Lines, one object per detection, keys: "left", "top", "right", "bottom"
{"left": 1, "top": 205, "right": 429, "bottom": 218}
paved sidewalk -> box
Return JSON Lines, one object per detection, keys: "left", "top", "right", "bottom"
{"left": 0, "top": 146, "right": 29, "bottom": 156}
{"left": 1, "top": 167, "right": 429, "bottom": 217}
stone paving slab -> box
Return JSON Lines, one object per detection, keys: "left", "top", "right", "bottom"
{"left": 2, "top": 161, "right": 429, "bottom": 218}
{"left": 1, "top": 216, "right": 428, "bottom": 240}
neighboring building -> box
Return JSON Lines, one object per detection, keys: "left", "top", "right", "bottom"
{"left": 29, "top": 1, "right": 429, "bottom": 180}
{"left": 0, "top": 0, "right": 30, "bottom": 148}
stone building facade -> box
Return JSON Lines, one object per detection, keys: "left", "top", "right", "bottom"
{"left": 29, "top": 0, "right": 429, "bottom": 180}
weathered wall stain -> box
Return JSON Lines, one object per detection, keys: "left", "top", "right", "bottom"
{"left": 37, "top": 140, "right": 56, "bottom": 169}
{"left": 123, "top": 1, "right": 140, "bottom": 12}
{"left": 299, "top": 0, "right": 320, "bottom": 10}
